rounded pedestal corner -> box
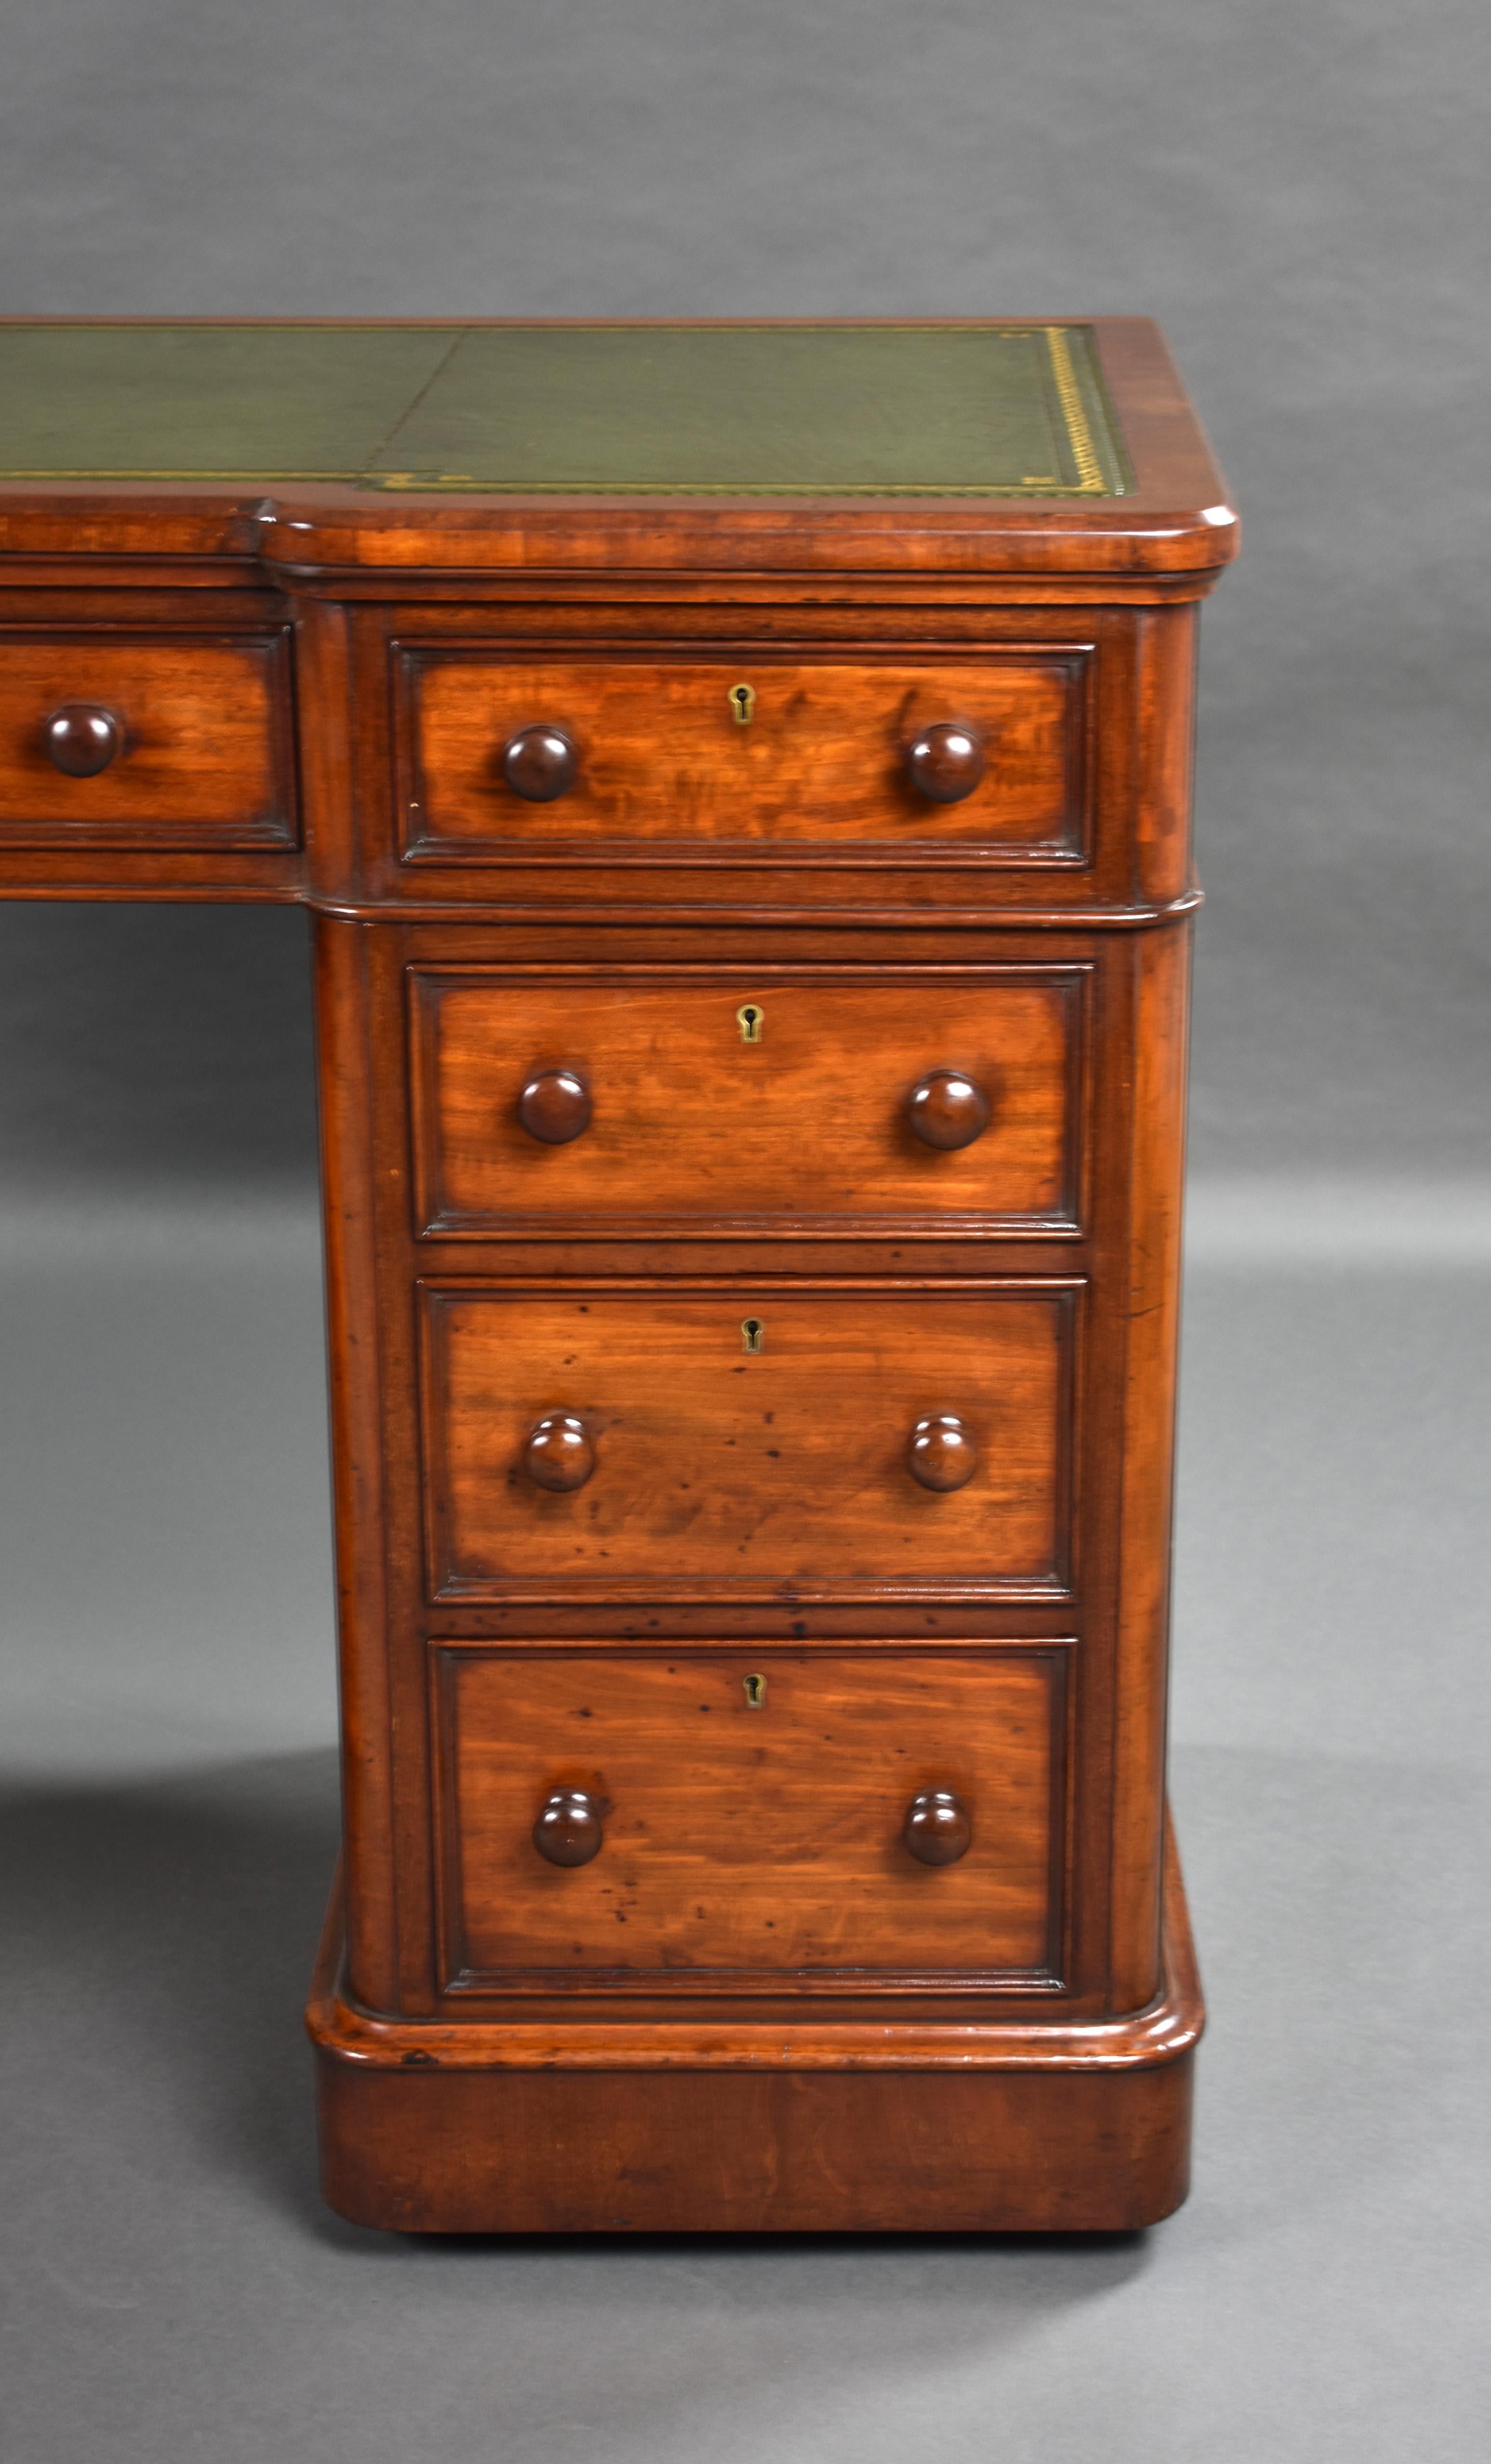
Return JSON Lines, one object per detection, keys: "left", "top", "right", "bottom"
{"left": 306, "top": 1815, "right": 1203, "bottom": 2236}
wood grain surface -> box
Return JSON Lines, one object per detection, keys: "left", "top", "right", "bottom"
{"left": 309, "top": 1815, "right": 1202, "bottom": 2231}
{"left": 399, "top": 652, "right": 1086, "bottom": 857}
{"left": 0, "top": 631, "right": 295, "bottom": 846}
{"left": 0, "top": 315, "right": 1232, "bottom": 2231}
{"left": 410, "top": 964, "right": 1084, "bottom": 1236}
{"left": 420, "top": 1280, "right": 1076, "bottom": 1601}
{"left": 434, "top": 1647, "right": 1062, "bottom": 1984}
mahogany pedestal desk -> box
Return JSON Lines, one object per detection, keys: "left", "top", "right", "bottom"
{"left": 0, "top": 319, "right": 1237, "bottom": 2232}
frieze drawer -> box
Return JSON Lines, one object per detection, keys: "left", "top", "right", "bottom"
{"left": 396, "top": 650, "right": 1090, "bottom": 866}
{"left": 0, "top": 632, "right": 297, "bottom": 849}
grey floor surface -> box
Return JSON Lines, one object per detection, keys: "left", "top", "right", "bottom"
{"left": 1, "top": 1189, "right": 1487, "bottom": 2463}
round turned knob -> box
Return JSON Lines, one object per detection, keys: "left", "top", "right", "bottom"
{"left": 523, "top": 1412, "right": 595, "bottom": 1492}
{"left": 502, "top": 723, "right": 578, "bottom": 802}
{"left": 533, "top": 1788, "right": 604, "bottom": 1867}
{"left": 907, "top": 1413, "right": 978, "bottom": 1492}
{"left": 903, "top": 1788, "right": 973, "bottom": 1866}
{"left": 42, "top": 703, "right": 122, "bottom": 778}
{"left": 519, "top": 1068, "right": 592, "bottom": 1145}
{"left": 904, "top": 720, "right": 986, "bottom": 805}
{"left": 908, "top": 1068, "right": 991, "bottom": 1151}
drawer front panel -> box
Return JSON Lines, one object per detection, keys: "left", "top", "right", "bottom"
{"left": 421, "top": 1283, "right": 1076, "bottom": 1602}
{"left": 435, "top": 1648, "right": 1065, "bottom": 1986}
{"left": 0, "top": 634, "right": 296, "bottom": 848}
{"left": 411, "top": 966, "right": 1085, "bottom": 1237}
{"left": 398, "top": 652, "right": 1087, "bottom": 863}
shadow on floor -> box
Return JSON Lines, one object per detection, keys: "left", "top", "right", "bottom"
{"left": 1, "top": 1748, "right": 342, "bottom": 2230}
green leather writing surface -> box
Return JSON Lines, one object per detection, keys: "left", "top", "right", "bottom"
{"left": 0, "top": 322, "right": 1129, "bottom": 496}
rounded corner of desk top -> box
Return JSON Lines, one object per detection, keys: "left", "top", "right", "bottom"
{"left": 0, "top": 318, "right": 1237, "bottom": 572}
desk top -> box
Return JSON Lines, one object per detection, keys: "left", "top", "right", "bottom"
{"left": 0, "top": 321, "right": 1130, "bottom": 499}
{"left": 0, "top": 318, "right": 1234, "bottom": 578}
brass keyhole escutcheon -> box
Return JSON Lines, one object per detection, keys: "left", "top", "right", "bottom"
{"left": 729, "top": 681, "right": 756, "bottom": 725}
{"left": 742, "top": 1672, "right": 767, "bottom": 1710}
{"left": 741, "top": 1317, "right": 765, "bottom": 1354}
{"left": 737, "top": 1003, "right": 765, "bottom": 1044}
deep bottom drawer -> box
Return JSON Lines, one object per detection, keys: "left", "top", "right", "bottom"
{"left": 434, "top": 1647, "right": 1067, "bottom": 1988}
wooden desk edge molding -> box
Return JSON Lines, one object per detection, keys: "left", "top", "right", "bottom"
{"left": 0, "top": 317, "right": 1235, "bottom": 2233}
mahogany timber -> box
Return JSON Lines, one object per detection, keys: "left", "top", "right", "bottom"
{"left": 532, "top": 1786, "right": 605, "bottom": 1867}
{"left": 419, "top": 1281, "right": 1074, "bottom": 1602}
{"left": 307, "top": 1815, "right": 1201, "bottom": 2233}
{"left": 905, "top": 717, "right": 987, "bottom": 804}
{"left": 903, "top": 1784, "right": 976, "bottom": 1863}
{"left": 40, "top": 702, "right": 121, "bottom": 776}
{"left": 0, "top": 318, "right": 1236, "bottom": 2234}
{"left": 433, "top": 1647, "right": 1061, "bottom": 1986}
{"left": 0, "top": 617, "right": 300, "bottom": 892}
{"left": 409, "top": 964, "right": 1084, "bottom": 1238}
{"left": 908, "top": 1066, "right": 993, "bottom": 1151}
{"left": 400, "top": 650, "right": 1082, "bottom": 858}
{"left": 0, "top": 319, "right": 1235, "bottom": 583}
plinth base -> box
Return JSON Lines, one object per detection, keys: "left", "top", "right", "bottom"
{"left": 307, "top": 1817, "right": 1202, "bottom": 2235}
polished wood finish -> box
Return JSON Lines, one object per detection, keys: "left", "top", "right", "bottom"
{"left": 310, "top": 1815, "right": 1201, "bottom": 2231}
{"left": 0, "top": 631, "right": 296, "bottom": 848}
{"left": 907, "top": 1412, "right": 980, "bottom": 1494}
{"left": 0, "top": 319, "right": 1236, "bottom": 582}
{"left": 421, "top": 1282, "right": 1072, "bottom": 1600}
{"left": 401, "top": 653, "right": 1083, "bottom": 858}
{"left": 411, "top": 967, "right": 1082, "bottom": 1237}
{"left": 517, "top": 1065, "right": 592, "bottom": 1145}
{"left": 903, "top": 1787, "right": 974, "bottom": 1866}
{"left": 435, "top": 1649, "right": 1060, "bottom": 1984}
{"left": 501, "top": 721, "right": 579, "bottom": 802}
{"left": 531, "top": 1787, "right": 605, "bottom": 1868}
{"left": 905, "top": 718, "right": 986, "bottom": 804}
{"left": 907, "top": 1066, "right": 992, "bottom": 1151}
{"left": 0, "top": 318, "right": 1232, "bottom": 2234}
{"left": 42, "top": 700, "right": 121, "bottom": 776}
{"left": 521, "top": 1410, "right": 595, "bottom": 1494}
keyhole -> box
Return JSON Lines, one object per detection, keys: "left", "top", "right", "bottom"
{"left": 741, "top": 1317, "right": 765, "bottom": 1354}
{"left": 730, "top": 682, "right": 756, "bottom": 725}
{"left": 737, "top": 1003, "right": 764, "bottom": 1044}
{"left": 742, "top": 1672, "right": 767, "bottom": 1709}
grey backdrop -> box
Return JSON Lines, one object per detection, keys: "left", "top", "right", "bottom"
{"left": 0, "top": 6, "right": 1487, "bottom": 2461}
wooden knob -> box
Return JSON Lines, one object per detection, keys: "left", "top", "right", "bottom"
{"left": 908, "top": 1414, "right": 977, "bottom": 1492}
{"left": 523, "top": 1413, "right": 595, "bottom": 1492}
{"left": 519, "top": 1068, "right": 592, "bottom": 1144}
{"left": 904, "top": 720, "right": 986, "bottom": 804}
{"left": 502, "top": 723, "right": 578, "bottom": 802}
{"left": 903, "top": 1788, "right": 973, "bottom": 1865}
{"left": 533, "top": 1788, "right": 603, "bottom": 1867}
{"left": 42, "top": 703, "right": 122, "bottom": 778}
{"left": 909, "top": 1069, "right": 991, "bottom": 1151}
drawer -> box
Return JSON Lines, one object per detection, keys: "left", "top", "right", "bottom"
{"left": 420, "top": 1281, "right": 1077, "bottom": 1602}
{"left": 410, "top": 965, "right": 1086, "bottom": 1237}
{"left": 0, "top": 632, "right": 296, "bottom": 848}
{"left": 433, "top": 1648, "right": 1066, "bottom": 1987}
{"left": 396, "top": 650, "right": 1089, "bottom": 864}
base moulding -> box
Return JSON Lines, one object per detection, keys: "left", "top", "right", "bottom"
{"left": 308, "top": 1812, "right": 1202, "bottom": 2234}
